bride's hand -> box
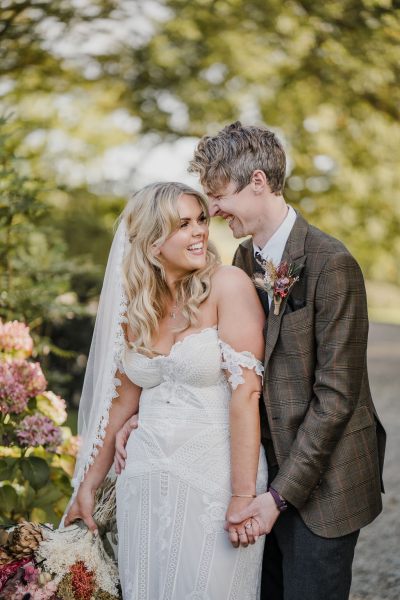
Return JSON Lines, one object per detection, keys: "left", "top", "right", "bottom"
{"left": 225, "top": 496, "right": 259, "bottom": 548}
{"left": 64, "top": 484, "right": 98, "bottom": 534}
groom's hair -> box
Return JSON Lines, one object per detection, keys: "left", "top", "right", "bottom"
{"left": 189, "top": 121, "right": 286, "bottom": 195}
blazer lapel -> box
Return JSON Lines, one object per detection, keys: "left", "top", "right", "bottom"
{"left": 264, "top": 214, "right": 308, "bottom": 363}
{"left": 233, "top": 238, "right": 270, "bottom": 317}
{"left": 233, "top": 237, "right": 254, "bottom": 278}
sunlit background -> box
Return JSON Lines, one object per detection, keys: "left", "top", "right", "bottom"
{"left": 1, "top": 2, "right": 400, "bottom": 594}
{"left": 1, "top": 0, "right": 399, "bottom": 403}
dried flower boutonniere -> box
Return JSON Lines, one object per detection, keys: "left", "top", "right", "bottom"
{"left": 254, "top": 258, "right": 301, "bottom": 315}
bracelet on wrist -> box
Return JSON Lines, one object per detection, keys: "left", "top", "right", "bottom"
{"left": 231, "top": 493, "right": 257, "bottom": 498}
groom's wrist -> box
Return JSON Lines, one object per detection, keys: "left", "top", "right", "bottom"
{"left": 268, "top": 486, "right": 288, "bottom": 512}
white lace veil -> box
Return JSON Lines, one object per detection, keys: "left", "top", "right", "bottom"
{"left": 70, "top": 218, "right": 129, "bottom": 495}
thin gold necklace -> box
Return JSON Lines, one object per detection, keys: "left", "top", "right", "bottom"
{"left": 169, "top": 301, "right": 181, "bottom": 319}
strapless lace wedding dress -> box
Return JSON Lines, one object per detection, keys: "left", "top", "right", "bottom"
{"left": 116, "top": 326, "right": 268, "bottom": 600}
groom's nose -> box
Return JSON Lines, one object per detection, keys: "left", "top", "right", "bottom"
{"left": 208, "top": 198, "right": 221, "bottom": 217}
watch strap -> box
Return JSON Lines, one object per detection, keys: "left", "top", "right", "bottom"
{"left": 269, "top": 486, "right": 288, "bottom": 512}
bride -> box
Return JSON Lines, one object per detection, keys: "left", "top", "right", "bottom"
{"left": 64, "top": 181, "right": 268, "bottom": 599}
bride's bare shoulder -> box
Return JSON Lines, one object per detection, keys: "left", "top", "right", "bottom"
{"left": 211, "top": 265, "right": 255, "bottom": 295}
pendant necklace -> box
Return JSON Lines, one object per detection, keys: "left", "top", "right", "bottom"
{"left": 169, "top": 302, "right": 179, "bottom": 319}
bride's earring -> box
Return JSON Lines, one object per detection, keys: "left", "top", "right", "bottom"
{"left": 151, "top": 243, "right": 161, "bottom": 256}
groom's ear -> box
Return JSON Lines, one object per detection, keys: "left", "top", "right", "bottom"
{"left": 250, "top": 169, "right": 268, "bottom": 194}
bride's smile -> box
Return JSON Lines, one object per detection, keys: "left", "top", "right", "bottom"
{"left": 156, "top": 193, "right": 210, "bottom": 276}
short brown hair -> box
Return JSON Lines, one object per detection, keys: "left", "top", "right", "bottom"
{"left": 189, "top": 121, "right": 286, "bottom": 195}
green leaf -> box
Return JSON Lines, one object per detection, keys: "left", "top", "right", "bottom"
{"left": 0, "top": 458, "right": 16, "bottom": 481}
{"left": 0, "top": 485, "right": 18, "bottom": 513}
{"left": 50, "top": 471, "right": 73, "bottom": 497}
{"left": 15, "top": 483, "right": 36, "bottom": 513}
{"left": 34, "top": 483, "right": 64, "bottom": 506}
{"left": 30, "top": 507, "right": 48, "bottom": 524}
{"left": 20, "top": 457, "right": 50, "bottom": 491}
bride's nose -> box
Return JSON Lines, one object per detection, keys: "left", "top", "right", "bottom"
{"left": 192, "top": 222, "right": 205, "bottom": 236}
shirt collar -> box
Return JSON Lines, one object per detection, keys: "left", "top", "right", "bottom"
{"left": 253, "top": 205, "right": 297, "bottom": 264}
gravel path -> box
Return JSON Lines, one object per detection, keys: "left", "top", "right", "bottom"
{"left": 350, "top": 322, "right": 400, "bottom": 600}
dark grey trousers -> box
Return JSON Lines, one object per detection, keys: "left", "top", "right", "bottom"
{"left": 260, "top": 505, "right": 359, "bottom": 600}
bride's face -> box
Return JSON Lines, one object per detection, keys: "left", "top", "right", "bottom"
{"left": 156, "top": 194, "right": 209, "bottom": 276}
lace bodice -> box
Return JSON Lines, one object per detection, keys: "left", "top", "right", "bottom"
{"left": 122, "top": 326, "right": 263, "bottom": 392}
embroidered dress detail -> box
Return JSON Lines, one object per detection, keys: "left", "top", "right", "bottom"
{"left": 117, "top": 327, "right": 268, "bottom": 599}
{"left": 218, "top": 340, "right": 264, "bottom": 390}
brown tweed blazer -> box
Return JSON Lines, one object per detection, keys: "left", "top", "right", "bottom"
{"left": 233, "top": 212, "right": 386, "bottom": 538}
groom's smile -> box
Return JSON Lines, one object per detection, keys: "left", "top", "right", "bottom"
{"left": 205, "top": 180, "right": 257, "bottom": 239}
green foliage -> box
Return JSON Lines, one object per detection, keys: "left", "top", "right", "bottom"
{"left": 0, "top": 449, "right": 73, "bottom": 525}
{"left": 121, "top": 0, "right": 400, "bottom": 283}
{"left": 0, "top": 119, "right": 84, "bottom": 329}
{"left": 2, "top": 0, "right": 398, "bottom": 285}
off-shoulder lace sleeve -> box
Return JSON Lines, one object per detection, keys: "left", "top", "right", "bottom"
{"left": 218, "top": 339, "right": 264, "bottom": 390}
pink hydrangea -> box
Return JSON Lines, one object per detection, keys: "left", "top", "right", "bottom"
{"left": 0, "top": 320, "right": 33, "bottom": 358}
{"left": 16, "top": 414, "right": 63, "bottom": 451}
{"left": 10, "top": 359, "right": 47, "bottom": 397}
{"left": 0, "top": 362, "right": 29, "bottom": 414}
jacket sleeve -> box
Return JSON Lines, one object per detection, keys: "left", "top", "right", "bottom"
{"left": 271, "top": 252, "right": 370, "bottom": 508}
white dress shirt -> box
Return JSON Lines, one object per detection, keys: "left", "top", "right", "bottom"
{"left": 253, "top": 205, "right": 297, "bottom": 307}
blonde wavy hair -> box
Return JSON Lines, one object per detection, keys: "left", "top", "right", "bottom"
{"left": 122, "top": 182, "right": 220, "bottom": 353}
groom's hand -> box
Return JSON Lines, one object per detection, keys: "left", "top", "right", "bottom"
{"left": 114, "top": 414, "right": 138, "bottom": 474}
{"left": 227, "top": 492, "right": 280, "bottom": 537}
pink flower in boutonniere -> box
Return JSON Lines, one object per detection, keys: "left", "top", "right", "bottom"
{"left": 254, "top": 258, "right": 301, "bottom": 315}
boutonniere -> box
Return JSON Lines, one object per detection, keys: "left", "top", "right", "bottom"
{"left": 254, "top": 258, "right": 302, "bottom": 315}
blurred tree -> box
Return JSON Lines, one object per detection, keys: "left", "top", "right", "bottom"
{"left": 118, "top": 0, "right": 400, "bottom": 283}
{"left": 0, "top": 118, "right": 91, "bottom": 395}
{"left": 2, "top": 0, "right": 399, "bottom": 284}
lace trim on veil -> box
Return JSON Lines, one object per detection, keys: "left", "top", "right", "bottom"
{"left": 86, "top": 295, "right": 127, "bottom": 470}
{"left": 72, "top": 221, "right": 128, "bottom": 490}
{"left": 218, "top": 340, "right": 264, "bottom": 390}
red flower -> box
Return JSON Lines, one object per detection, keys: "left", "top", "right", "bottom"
{"left": 70, "top": 561, "right": 95, "bottom": 600}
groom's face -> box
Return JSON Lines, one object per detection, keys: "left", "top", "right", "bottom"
{"left": 206, "top": 180, "right": 255, "bottom": 239}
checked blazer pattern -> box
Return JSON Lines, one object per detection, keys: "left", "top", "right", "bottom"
{"left": 233, "top": 212, "right": 386, "bottom": 538}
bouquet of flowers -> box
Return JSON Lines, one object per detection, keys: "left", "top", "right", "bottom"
{"left": 0, "top": 483, "right": 121, "bottom": 599}
{"left": 0, "top": 319, "right": 79, "bottom": 526}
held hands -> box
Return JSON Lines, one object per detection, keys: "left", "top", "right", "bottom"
{"left": 64, "top": 483, "right": 98, "bottom": 534}
{"left": 226, "top": 492, "right": 280, "bottom": 546}
{"left": 225, "top": 496, "right": 260, "bottom": 548}
{"left": 114, "top": 414, "right": 139, "bottom": 474}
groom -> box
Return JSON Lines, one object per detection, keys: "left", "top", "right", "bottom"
{"left": 188, "top": 122, "right": 386, "bottom": 600}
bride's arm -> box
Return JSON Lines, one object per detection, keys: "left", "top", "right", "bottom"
{"left": 213, "top": 266, "right": 265, "bottom": 547}
{"left": 64, "top": 373, "right": 141, "bottom": 531}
